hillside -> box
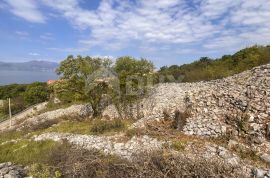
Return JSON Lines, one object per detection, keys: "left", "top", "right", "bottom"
{"left": 0, "top": 63, "right": 269, "bottom": 178}
{"left": 0, "top": 60, "right": 58, "bottom": 72}
{"left": 159, "top": 45, "right": 270, "bottom": 82}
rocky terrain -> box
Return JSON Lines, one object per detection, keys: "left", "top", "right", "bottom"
{"left": 102, "top": 64, "right": 270, "bottom": 140}
{"left": 34, "top": 133, "right": 164, "bottom": 160}
{"left": 0, "top": 104, "right": 93, "bottom": 132}
{"left": 0, "top": 64, "right": 270, "bottom": 177}
{"left": 0, "top": 162, "right": 26, "bottom": 178}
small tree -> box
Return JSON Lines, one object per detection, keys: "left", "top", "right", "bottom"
{"left": 24, "top": 82, "right": 49, "bottom": 105}
{"left": 113, "top": 56, "right": 154, "bottom": 119}
{"left": 55, "top": 55, "right": 113, "bottom": 117}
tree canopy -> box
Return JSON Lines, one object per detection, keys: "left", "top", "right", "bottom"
{"left": 158, "top": 45, "right": 270, "bottom": 82}
{"left": 54, "top": 55, "right": 113, "bottom": 116}
{"left": 53, "top": 55, "right": 154, "bottom": 118}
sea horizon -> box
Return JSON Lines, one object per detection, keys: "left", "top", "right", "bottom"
{"left": 0, "top": 70, "right": 58, "bottom": 86}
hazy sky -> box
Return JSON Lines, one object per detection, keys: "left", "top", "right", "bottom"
{"left": 0, "top": 0, "right": 270, "bottom": 67}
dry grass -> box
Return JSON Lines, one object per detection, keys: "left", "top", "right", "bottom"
{"left": 47, "top": 143, "right": 247, "bottom": 178}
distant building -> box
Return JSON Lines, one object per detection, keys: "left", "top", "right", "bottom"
{"left": 47, "top": 80, "right": 57, "bottom": 85}
{"left": 47, "top": 80, "right": 63, "bottom": 85}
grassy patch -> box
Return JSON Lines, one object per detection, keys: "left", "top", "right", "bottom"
{"left": 46, "top": 119, "right": 132, "bottom": 135}
{"left": 90, "top": 119, "right": 127, "bottom": 135}
{"left": 46, "top": 121, "right": 92, "bottom": 135}
{"left": 171, "top": 140, "right": 187, "bottom": 151}
{"left": 0, "top": 139, "right": 61, "bottom": 165}
{"left": 28, "top": 163, "right": 62, "bottom": 178}
{"left": 0, "top": 131, "right": 25, "bottom": 144}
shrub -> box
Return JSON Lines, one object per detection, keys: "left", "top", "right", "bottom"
{"left": 48, "top": 144, "right": 246, "bottom": 178}
{"left": 172, "top": 110, "right": 189, "bottom": 131}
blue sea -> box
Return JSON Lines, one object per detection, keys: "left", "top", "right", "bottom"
{"left": 0, "top": 70, "right": 58, "bottom": 85}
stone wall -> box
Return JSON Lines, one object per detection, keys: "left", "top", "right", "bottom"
{"left": 103, "top": 64, "right": 270, "bottom": 138}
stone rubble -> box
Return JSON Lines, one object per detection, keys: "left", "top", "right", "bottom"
{"left": 33, "top": 132, "right": 165, "bottom": 160}
{"left": 103, "top": 64, "right": 270, "bottom": 139}
{"left": 0, "top": 162, "right": 26, "bottom": 178}
{"left": 184, "top": 142, "right": 270, "bottom": 178}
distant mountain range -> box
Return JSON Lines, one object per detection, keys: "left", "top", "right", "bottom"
{"left": 0, "top": 61, "right": 59, "bottom": 72}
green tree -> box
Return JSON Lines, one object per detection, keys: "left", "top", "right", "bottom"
{"left": 55, "top": 55, "right": 113, "bottom": 117}
{"left": 24, "top": 82, "right": 49, "bottom": 105}
{"left": 113, "top": 56, "right": 154, "bottom": 119}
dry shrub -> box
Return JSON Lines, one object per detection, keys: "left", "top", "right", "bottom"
{"left": 125, "top": 128, "right": 145, "bottom": 138}
{"left": 48, "top": 143, "right": 246, "bottom": 178}
{"left": 134, "top": 152, "right": 246, "bottom": 178}
{"left": 266, "top": 122, "right": 270, "bottom": 140}
{"left": 225, "top": 112, "right": 249, "bottom": 134}
{"left": 163, "top": 109, "right": 171, "bottom": 120}
{"left": 48, "top": 142, "right": 136, "bottom": 178}
{"left": 172, "top": 110, "right": 189, "bottom": 131}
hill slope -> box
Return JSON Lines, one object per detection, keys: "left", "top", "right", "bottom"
{"left": 0, "top": 60, "right": 58, "bottom": 72}
{"left": 159, "top": 45, "right": 270, "bottom": 82}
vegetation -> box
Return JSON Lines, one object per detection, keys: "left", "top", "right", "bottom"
{"left": 54, "top": 55, "right": 112, "bottom": 116}
{"left": 46, "top": 120, "right": 92, "bottom": 135}
{"left": 113, "top": 56, "right": 155, "bottom": 119}
{"left": 171, "top": 140, "right": 187, "bottom": 151}
{"left": 159, "top": 45, "right": 270, "bottom": 82}
{"left": 23, "top": 82, "right": 49, "bottom": 105}
{"left": 53, "top": 55, "right": 154, "bottom": 118}
{"left": 90, "top": 119, "right": 126, "bottom": 134}
{"left": 46, "top": 144, "right": 245, "bottom": 178}
{"left": 0, "top": 82, "right": 50, "bottom": 117}
{"left": 46, "top": 119, "right": 130, "bottom": 135}
{"left": 0, "top": 139, "right": 61, "bottom": 165}
{"left": 29, "top": 164, "right": 62, "bottom": 178}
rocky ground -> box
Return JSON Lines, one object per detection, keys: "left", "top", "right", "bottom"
{"left": 0, "top": 64, "right": 270, "bottom": 177}
{"left": 33, "top": 133, "right": 164, "bottom": 160}
{"left": 0, "top": 162, "right": 26, "bottom": 178}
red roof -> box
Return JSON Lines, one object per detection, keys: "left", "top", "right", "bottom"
{"left": 47, "top": 80, "right": 58, "bottom": 85}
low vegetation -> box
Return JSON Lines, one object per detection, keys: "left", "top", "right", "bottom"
{"left": 90, "top": 119, "right": 127, "bottom": 134}
{"left": 0, "top": 82, "right": 50, "bottom": 116}
{"left": 45, "top": 143, "right": 245, "bottom": 178}
{"left": 159, "top": 45, "right": 270, "bottom": 82}
{"left": 0, "top": 139, "right": 61, "bottom": 165}
{"left": 46, "top": 119, "right": 131, "bottom": 135}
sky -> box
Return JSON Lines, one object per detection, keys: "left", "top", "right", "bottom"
{"left": 0, "top": 0, "right": 270, "bottom": 67}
